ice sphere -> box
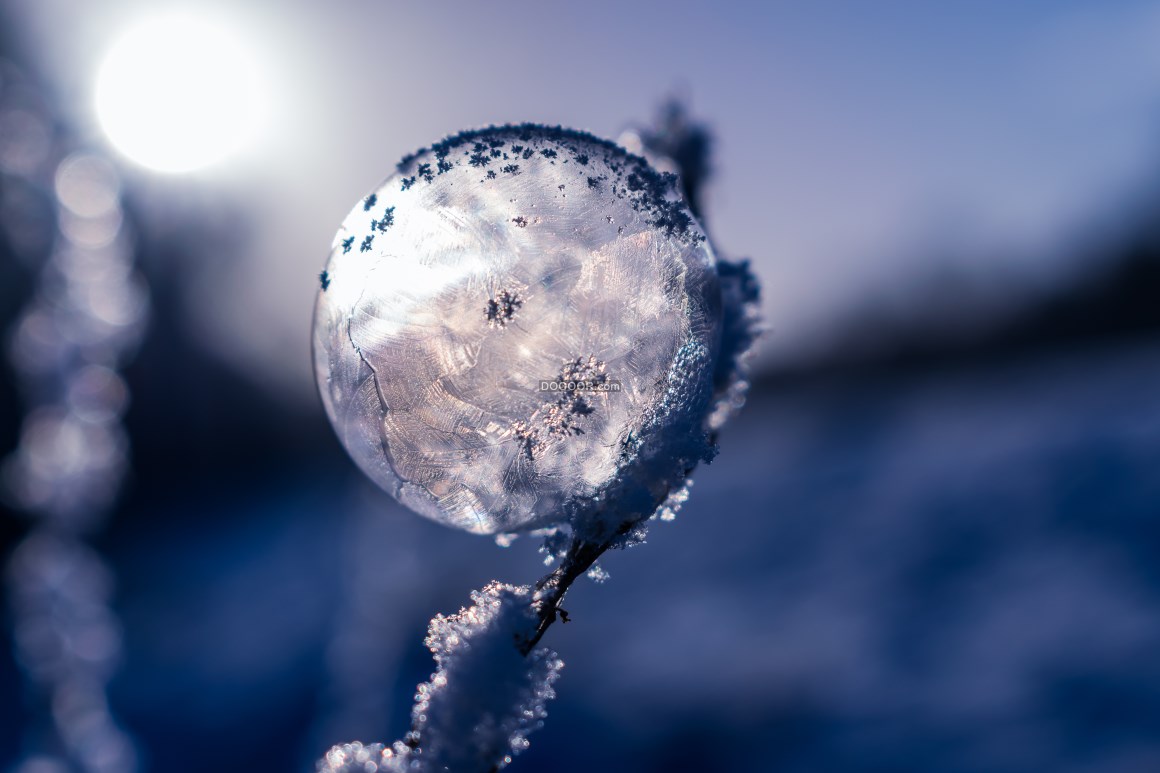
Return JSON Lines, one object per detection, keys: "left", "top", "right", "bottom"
{"left": 313, "top": 125, "right": 722, "bottom": 534}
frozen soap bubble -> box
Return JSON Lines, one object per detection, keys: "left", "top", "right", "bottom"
{"left": 313, "top": 125, "right": 722, "bottom": 534}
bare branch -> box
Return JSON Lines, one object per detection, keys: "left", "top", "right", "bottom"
{"left": 519, "top": 522, "right": 636, "bottom": 656}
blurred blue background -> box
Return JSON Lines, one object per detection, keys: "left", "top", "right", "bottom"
{"left": 1, "top": 1, "right": 1159, "bottom": 771}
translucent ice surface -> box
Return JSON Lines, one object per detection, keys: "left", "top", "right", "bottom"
{"left": 313, "top": 125, "right": 721, "bottom": 533}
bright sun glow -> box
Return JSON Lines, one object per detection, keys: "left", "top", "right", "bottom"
{"left": 96, "top": 14, "right": 263, "bottom": 173}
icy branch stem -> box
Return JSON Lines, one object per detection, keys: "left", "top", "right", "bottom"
{"left": 523, "top": 530, "right": 625, "bottom": 655}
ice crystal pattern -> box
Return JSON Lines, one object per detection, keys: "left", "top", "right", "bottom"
{"left": 314, "top": 125, "right": 722, "bottom": 534}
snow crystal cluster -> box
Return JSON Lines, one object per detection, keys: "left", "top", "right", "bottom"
{"left": 318, "top": 583, "right": 562, "bottom": 773}
{"left": 319, "top": 741, "right": 411, "bottom": 773}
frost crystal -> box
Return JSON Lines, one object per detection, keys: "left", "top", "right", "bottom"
{"left": 314, "top": 125, "right": 722, "bottom": 535}
{"left": 318, "top": 741, "right": 417, "bottom": 772}
{"left": 653, "top": 479, "right": 693, "bottom": 522}
{"left": 585, "top": 563, "right": 610, "bottom": 583}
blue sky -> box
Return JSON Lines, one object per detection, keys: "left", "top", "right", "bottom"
{"left": 10, "top": 0, "right": 1160, "bottom": 394}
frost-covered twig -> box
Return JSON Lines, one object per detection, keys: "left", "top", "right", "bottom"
{"left": 315, "top": 105, "right": 760, "bottom": 773}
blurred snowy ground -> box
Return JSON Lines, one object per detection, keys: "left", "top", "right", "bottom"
{"left": 5, "top": 326, "right": 1157, "bottom": 772}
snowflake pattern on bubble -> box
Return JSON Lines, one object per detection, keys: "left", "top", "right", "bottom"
{"left": 313, "top": 125, "right": 722, "bottom": 534}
